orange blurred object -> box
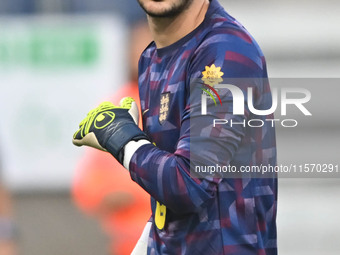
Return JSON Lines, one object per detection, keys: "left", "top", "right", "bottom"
{"left": 72, "top": 83, "right": 151, "bottom": 255}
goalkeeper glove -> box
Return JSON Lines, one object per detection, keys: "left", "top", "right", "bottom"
{"left": 72, "top": 97, "right": 150, "bottom": 165}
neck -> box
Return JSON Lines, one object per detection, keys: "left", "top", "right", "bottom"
{"left": 147, "top": 0, "right": 210, "bottom": 48}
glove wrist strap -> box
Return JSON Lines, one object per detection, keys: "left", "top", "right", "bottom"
{"left": 105, "top": 123, "right": 149, "bottom": 164}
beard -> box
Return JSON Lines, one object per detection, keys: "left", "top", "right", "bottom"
{"left": 137, "top": 0, "right": 194, "bottom": 18}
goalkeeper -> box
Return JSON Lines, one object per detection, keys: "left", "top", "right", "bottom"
{"left": 73, "top": 0, "right": 278, "bottom": 254}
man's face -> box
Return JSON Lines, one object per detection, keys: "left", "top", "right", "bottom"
{"left": 137, "top": 0, "right": 194, "bottom": 18}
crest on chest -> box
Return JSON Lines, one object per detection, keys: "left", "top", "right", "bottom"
{"left": 159, "top": 92, "right": 170, "bottom": 124}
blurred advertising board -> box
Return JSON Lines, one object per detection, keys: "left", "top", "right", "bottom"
{"left": 0, "top": 15, "right": 127, "bottom": 191}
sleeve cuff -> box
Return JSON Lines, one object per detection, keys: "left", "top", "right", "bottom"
{"left": 123, "top": 139, "right": 151, "bottom": 170}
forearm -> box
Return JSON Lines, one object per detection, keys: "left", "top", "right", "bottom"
{"left": 126, "top": 143, "right": 214, "bottom": 214}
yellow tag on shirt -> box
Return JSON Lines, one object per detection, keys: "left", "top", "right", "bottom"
{"left": 155, "top": 201, "right": 166, "bottom": 230}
